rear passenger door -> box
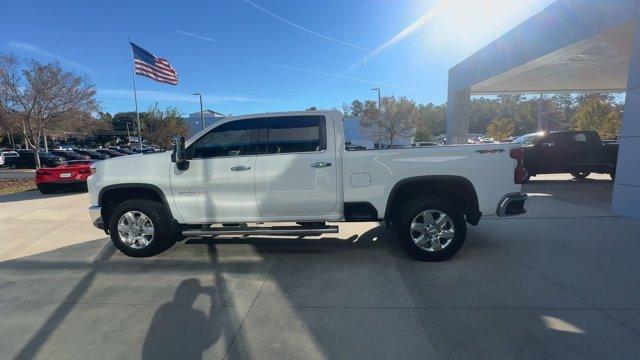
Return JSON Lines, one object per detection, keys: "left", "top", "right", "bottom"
{"left": 254, "top": 115, "right": 338, "bottom": 219}
{"left": 568, "top": 132, "right": 601, "bottom": 166}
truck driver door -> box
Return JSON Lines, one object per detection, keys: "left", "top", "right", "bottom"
{"left": 170, "top": 119, "right": 260, "bottom": 223}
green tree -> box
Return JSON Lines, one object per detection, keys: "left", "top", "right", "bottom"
{"left": 415, "top": 103, "right": 446, "bottom": 137}
{"left": 350, "top": 100, "right": 364, "bottom": 116}
{"left": 142, "top": 104, "right": 187, "bottom": 149}
{"left": 486, "top": 118, "right": 515, "bottom": 142}
{"left": 572, "top": 98, "right": 621, "bottom": 139}
{"left": 413, "top": 128, "right": 433, "bottom": 142}
{"left": 550, "top": 94, "right": 576, "bottom": 129}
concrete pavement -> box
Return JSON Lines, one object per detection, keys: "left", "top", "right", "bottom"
{"left": 1, "top": 176, "right": 639, "bottom": 359}
{"left": 0, "top": 190, "right": 104, "bottom": 262}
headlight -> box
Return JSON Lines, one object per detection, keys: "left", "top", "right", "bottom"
{"left": 90, "top": 167, "right": 97, "bottom": 175}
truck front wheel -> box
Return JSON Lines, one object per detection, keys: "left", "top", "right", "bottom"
{"left": 397, "top": 197, "right": 467, "bottom": 261}
{"left": 108, "top": 199, "right": 176, "bottom": 257}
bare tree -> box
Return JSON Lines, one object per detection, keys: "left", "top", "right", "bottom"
{"left": 361, "top": 96, "right": 416, "bottom": 145}
{"left": 360, "top": 100, "right": 383, "bottom": 145}
{"left": 383, "top": 96, "right": 418, "bottom": 145}
{"left": 0, "top": 54, "right": 97, "bottom": 167}
{"left": 0, "top": 110, "right": 21, "bottom": 148}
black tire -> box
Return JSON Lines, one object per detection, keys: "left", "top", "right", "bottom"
{"left": 522, "top": 168, "right": 531, "bottom": 184}
{"left": 571, "top": 172, "right": 590, "bottom": 180}
{"left": 396, "top": 196, "right": 467, "bottom": 262}
{"left": 38, "top": 184, "right": 55, "bottom": 194}
{"left": 108, "top": 199, "right": 176, "bottom": 257}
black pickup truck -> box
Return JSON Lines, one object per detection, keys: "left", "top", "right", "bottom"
{"left": 512, "top": 130, "right": 618, "bottom": 182}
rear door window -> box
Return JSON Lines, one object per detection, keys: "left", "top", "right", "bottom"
{"left": 259, "top": 116, "right": 326, "bottom": 154}
{"left": 572, "top": 133, "right": 587, "bottom": 142}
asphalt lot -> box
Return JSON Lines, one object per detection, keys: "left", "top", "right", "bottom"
{"left": 1, "top": 174, "right": 639, "bottom": 359}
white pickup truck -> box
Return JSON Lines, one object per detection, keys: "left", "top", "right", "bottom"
{"left": 87, "top": 110, "right": 527, "bottom": 261}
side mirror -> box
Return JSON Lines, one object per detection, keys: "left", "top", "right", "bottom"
{"left": 171, "top": 136, "right": 189, "bottom": 170}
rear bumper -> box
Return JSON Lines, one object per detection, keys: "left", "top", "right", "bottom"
{"left": 89, "top": 206, "right": 103, "bottom": 229}
{"left": 36, "top": 179, "right": 88, "bottom": 186}
{"left": 496, "top": 193, "right": 528, "bottom": 217}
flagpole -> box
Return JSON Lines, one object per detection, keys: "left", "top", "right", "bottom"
{"left": 129, "top": 36, "right": 143, "bottom": 150}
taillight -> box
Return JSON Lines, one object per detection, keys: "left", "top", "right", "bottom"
{"left": 37, "top": 169, "right": 52, "bottom": 175}
{"left": 79, "top": 168, "right": 91, "bottom": 174}
{"left": 510, "top": 148, "right": 525, "bottom": 184}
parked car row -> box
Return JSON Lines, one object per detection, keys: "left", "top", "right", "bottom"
{"left": 8, "top": 150, "right": 67, "bottom": 168}
{"left": 1, "top": 146, "right": 156, "bottom": 194}
{"left": 0, "top": 145, "right": 165, "bottom": 169}
{"left": 0, "top": 150, "right": 20, "bottom": 168}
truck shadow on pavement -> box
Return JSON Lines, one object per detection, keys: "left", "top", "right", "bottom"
{"left": 6, "top": 224, "right": 598, "bottom": 359}
{"left": 0, "top": 225, "right": 422, "bottom": 359}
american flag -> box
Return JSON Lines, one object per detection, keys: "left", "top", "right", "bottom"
{"left": 130, "top": 42, "right": 178, "bottom": 85}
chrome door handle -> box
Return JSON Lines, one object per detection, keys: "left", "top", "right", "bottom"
{"left": 311, "top": 162, "right": 332, "bottom": 168}
{"left": 230, "top": 165, "right": 251, "bottom": 171}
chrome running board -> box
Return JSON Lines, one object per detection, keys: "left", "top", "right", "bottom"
{"left": 182, "top": 225, "right": 338, "bottom": 237}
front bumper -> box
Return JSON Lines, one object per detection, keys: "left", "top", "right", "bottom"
{"left": 496, "top": 193, "right": 528, "bottom": 217}
{"left": 89, "top": 206, "right": 103, "bottom": 229}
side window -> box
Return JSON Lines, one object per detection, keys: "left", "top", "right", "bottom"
{"left": 191, "top": 119, "right": 259, "bottom": 158}
{"left": 521, "top": 136, "right": 537, "bottom": 146}
{"left": 261, "top": 116, "right": 326, "bottom": 154}
{"left": 546, "top": 133, "right": 563, "bottom": 146}
{"left": 572, "top": 133, "right": 587, "bottom": 142}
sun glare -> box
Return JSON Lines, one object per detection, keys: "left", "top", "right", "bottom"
{"left": 415, "top": 0, "right": 555, "bottom": 56}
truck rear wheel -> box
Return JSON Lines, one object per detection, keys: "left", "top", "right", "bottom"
{"left": 571, "top": 172, "right": 590, "bottom": 180}
{"left": 522, "top": 168, "right": 531, "bottom": 183}
{"left": 108, "top": 199, "right": 175, "bottom": 257}
{"left": 397, "top": 196, "right": 467, "bottom": 261}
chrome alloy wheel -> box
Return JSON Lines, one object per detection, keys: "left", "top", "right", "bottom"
{"left": 409, "top": 209, "right": 455, "bottom": 251}
{"left": 117, "top": 211, "right": 154, "bottom": 249}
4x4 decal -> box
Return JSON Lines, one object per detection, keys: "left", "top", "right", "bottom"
{"left": 475, "top": 149, "right": 505, "bottom": 154}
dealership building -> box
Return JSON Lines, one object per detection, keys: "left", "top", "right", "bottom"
{"left": 445, "top": 0, "right": 640, "bottom": 220}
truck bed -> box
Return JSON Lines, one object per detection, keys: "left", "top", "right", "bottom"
{"left": 343, "top": 144, "right": 521, "bottom": 217}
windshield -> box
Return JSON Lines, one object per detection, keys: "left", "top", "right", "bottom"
{"left": 513, "top": 133, "right": 544, "bottom": 146}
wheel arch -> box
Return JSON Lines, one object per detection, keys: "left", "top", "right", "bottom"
{"left": 99, "top": 184, "right": 174, "bottom": 229}
{"left": 384, "top": 175, "right": 481, "bottom": 227}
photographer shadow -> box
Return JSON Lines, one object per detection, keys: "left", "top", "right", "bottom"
{"left": 142, "top": 278, "right": 222, "bottom": 360}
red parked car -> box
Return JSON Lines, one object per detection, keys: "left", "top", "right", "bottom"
{"left": 36, "top": 160, "right": 94, "bottom": 194}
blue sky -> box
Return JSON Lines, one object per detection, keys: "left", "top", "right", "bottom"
{"left": 1, "top": 0, "right": 555, "bottom": 116}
